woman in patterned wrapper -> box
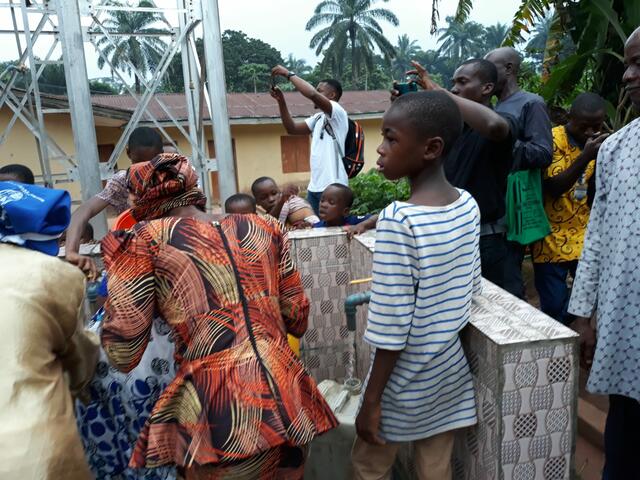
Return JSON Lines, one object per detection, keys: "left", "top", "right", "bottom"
{"left": 99, "top": 154, "right": 338, "bottom": 479}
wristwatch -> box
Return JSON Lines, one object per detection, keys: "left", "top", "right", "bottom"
{"left": 287, "top": 71, "right": 296, "bottom": 80}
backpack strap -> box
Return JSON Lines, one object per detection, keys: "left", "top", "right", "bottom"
{"left": 323, "top": 117, "right": 345, "bottom": 157}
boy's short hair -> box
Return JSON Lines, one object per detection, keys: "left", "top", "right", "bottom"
{"left": 250, "top": 176, "right": 276, "bottom": 196}
{"left": 460, "top": 59, "right": 498, "bottom": 86}
{"left": 0, "top": 164, "right": 35, "bottom": 184}
{"left": 326, "top": 183, "right": 354, "bottom": 207}
{"left": 127, "top": 127, "right": 163, "bottom": 152}
{"left": 389, "top": 91, "right": 463, "bottom": 156}
{"left": 320, "top": 79, "right": 343, "bottom": 101}
{"left": 570, "top": 92, "right": 606, "bottom": 116}
{"left": 225, "top": 193, "right": 257, "bottom": 213}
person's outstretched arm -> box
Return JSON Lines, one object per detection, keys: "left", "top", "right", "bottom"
{"left": 65, "top": 196, "right": 108, "bottom": 278}
{"left": 272, "top": 65, "right": 334, "bottom": 116}
{"left": 270, "top": 87, "right": 311, "bottom": 135}
{"left": 407, "top": 61, "right": 509, "bottom": 142}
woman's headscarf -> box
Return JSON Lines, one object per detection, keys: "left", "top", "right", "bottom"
{"left": 0, "top": 181, "right": 70, "bottom": 256}
{"left": 128, "top": 153, "right": 207, "bottom": 221}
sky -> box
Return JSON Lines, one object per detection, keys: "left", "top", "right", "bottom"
{"left": 0, "top": 0, "right": 524, "bottom": 80}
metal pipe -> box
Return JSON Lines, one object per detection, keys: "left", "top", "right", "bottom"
{"left": 201, "top": 0, "right": 237, "bottom": 204}
{"left": 344, "top": 291, "right": 371, "bottom": 332}
{"left": 55, "top": 0, "right": 107, "bottom": 238}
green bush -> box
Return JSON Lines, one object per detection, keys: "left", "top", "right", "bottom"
{"left": 349, "top": 169, "right": 410, "bottom": 215}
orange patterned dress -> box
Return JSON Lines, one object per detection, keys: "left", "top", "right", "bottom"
{"left": 101, "top": 214, "right": 337, "bottom": 470}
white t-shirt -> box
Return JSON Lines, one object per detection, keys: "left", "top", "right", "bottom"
{"left": 304, "top": 101, "right": 349, "bottom": 193}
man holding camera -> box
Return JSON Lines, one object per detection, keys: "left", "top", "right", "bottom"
{"left": 270, "top": 65, "right": 348, "bottom": 215}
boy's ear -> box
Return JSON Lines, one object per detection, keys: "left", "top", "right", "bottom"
{"left": 343, "top": 206, "right": 351, "bottom": 217}
{"left": 423, "top": 136, "right": 445, "bottom": 162}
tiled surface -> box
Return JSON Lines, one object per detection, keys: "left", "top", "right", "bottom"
{"left": 289, "top": 230, "right": 578, "bottom": 480}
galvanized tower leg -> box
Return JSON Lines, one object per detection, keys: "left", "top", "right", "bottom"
{"left": 179, "top": 0, "right": 211, "bottom": 205}
{"left": 55, "top": 0, "right": 107, "bottom": 238}
{"left": 201, "top": 0, "right": 237, "bottom": 203}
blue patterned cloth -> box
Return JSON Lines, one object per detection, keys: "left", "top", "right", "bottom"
{"left": 75, "top": 308, "right": 177, "bottom": 479}
{"left": 568, "top": 118, "right": 640, "bottom": 402}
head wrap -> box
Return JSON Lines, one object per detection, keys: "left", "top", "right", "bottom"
{"left": 128, "top": 153, "right": 207, "bottom": 221}
{"left": 0, "top": 181, "right": 70, "bottom": 256}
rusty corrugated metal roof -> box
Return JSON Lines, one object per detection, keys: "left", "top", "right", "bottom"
{"left": 90, "top": 90, "right": 389, "bottom": 121}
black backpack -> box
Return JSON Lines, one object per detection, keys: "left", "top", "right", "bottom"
{"left": 323, "top": 118, "right": 366, "bottom": 179}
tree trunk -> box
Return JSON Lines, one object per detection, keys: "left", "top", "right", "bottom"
{"left": 135, "top": 75, "right": 141, "bottom": 94}
{"left": 349, "top": 22, "right": 357, "bottom": 87}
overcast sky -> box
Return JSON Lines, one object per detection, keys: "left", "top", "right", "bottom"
{"left": 0, "top": 0, "right": 523, "bottom": 79}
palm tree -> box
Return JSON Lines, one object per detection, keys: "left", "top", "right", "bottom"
{"left": 284, "top": 54, "right": 312, "bottom": 76}
{"left": 483, "top": 23, "right": 509, "bottom": 51}
{"left": 391, "top": 34, "right": 422, "bottom": 80}
{"left": 437, "top": 16, "right": 485, "bottom": 61}
{"left": 95, "top": 0, "right": 169, "bottom": 93}
{"left": 306, "top": 0, "right": 399, "bottom": 85}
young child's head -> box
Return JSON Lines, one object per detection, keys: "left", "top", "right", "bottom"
{"left": 0, "top": 163, "right": 35, "bottom": 184}
{"left": 319, "top": 183, "right": 354, "bottom": 227}
{"left": 251, "top": 177, "right": 280, "bottom": 211}
{"left": 225, "top": 193, "right": 257, "bottom": 214}
{"left": 377, "top": 91, "right": 462, "bottom": 181}
{"left": 126, "top": 127, "right": 163, "bottom": 164}
{"left": 566, "top": 93, "right": 606, "bottom": 147}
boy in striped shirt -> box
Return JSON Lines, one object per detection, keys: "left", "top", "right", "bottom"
{"left": 353, "top": 91, "right": 482, "bottom": 479}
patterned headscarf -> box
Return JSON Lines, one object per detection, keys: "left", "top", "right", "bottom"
{"left": 128, "top": 153, "right": 207, "bottom": 221}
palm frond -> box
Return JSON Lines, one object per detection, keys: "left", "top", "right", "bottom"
{"left": 504, "top": 0, "right": 553, "bottom": 45}
{"left": 454, "top": 0, "right": 474, "bottom": 24}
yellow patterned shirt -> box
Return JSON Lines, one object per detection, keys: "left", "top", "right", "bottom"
{"left": 532, "top": 126, "right": 595, "bottom": 263}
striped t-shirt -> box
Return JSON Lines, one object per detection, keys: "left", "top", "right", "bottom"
{"left": 363, "top": 190, "right": 481, "bottom": 442}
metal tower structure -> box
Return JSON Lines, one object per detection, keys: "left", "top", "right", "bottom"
{"left": 0, "top": 0, "right": 236, "bottom": 238}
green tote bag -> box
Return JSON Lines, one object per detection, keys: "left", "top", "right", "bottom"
{"left": 506, "top": 168, "right": 551, "bottom": 245}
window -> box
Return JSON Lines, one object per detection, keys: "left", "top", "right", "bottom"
{"left": 208, "top": 139, "right": 237, "bottom": 201}
{"left": 280, "top": 136, "right": 310, "bottom": 173}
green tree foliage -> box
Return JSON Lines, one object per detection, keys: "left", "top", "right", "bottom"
{"left": 94, "top": 0, "right": 170, "bottom": 93}
{"left": 162, "top": 31, "right": 283, "bottom": 93}
{"left": 483, "top": 23, "right": 510, "bottom": 50}
{"left": 349, "top": 169, "right": 410, "bottom": 215}
{"left": 392, "top": 34, "right": 423, "bottom": 80}
{"left": 221, "top": 30, "right": 284, "bottom": 92}
{"left": 306, "top": 0, "right": 398, "bottom": 85}
{"left": 89, "top": 79, "right": 121, "bottom": 94}
{"left": 237, "top": 63, "right": 271, "bottom": 93}
{"left": 437, "top": 16, "right": 485, "bottom": 62}
{"left": 284, "top": 54, "right": 313, "bottom": 76}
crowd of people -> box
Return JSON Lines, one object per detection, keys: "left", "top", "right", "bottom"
{"left": 0, "top": 26, "right": 639, "bottom": 480}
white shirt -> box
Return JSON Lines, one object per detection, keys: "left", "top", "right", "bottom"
{"left": 363, "top": 191, "right": 481, "bottom": 441}
{"left": 305, "top": 101, "right": 349, "bottom": 192}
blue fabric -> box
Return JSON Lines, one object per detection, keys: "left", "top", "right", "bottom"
{"left": 0, "top": 181, "right": 70, "bottom": 256}
{"left": 306, "top": 190, "right": 322, "bottom": 216}
{"left": 76, "top": 307, "right": 177, "bottom": 480}
{"left": 313, "top": 214, "right": 371, "bottom": 228}
{"left": 533, "top": 261, "right": 577, "bottom": 325}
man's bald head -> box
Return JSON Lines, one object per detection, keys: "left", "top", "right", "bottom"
{"left": 484, "top": 47, "right": 522, "bottom": 97}
{"left": 623, "top": 26, "right": 640, "bottom": 108}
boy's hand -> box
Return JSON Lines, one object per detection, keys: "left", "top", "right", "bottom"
{"left": 356, "top": 401, "right": 385, "bottom": 445}
{"left": 271, "top": 65, "right": 290, "bottom": 78}
{"left": 270, "top": 86, "right": 285, "bottom": 103}
{"left": 570, "top": 316, "right": 597, "bottom": 369}
{"left": 390, "top": 81, "right": 401, "bottom": 103}
{"left": 406, "top": 60, "right": 443, "bottom": 92}
{"left": 344, "top": 223, "right": 367, "bottom": 240}
{"left": 582, "top": 133, "right": 608, "bottom": 161}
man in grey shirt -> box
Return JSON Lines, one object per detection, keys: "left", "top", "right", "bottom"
{"left": 485, "top": 47, "right": 553, "bottom": 298}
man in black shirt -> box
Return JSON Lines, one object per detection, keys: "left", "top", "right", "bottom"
{"left": 401, "top": 59, "right": 515, "bottom": 289}
{"left": 445, "top": 59, "right": 517, "bottom": 288}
